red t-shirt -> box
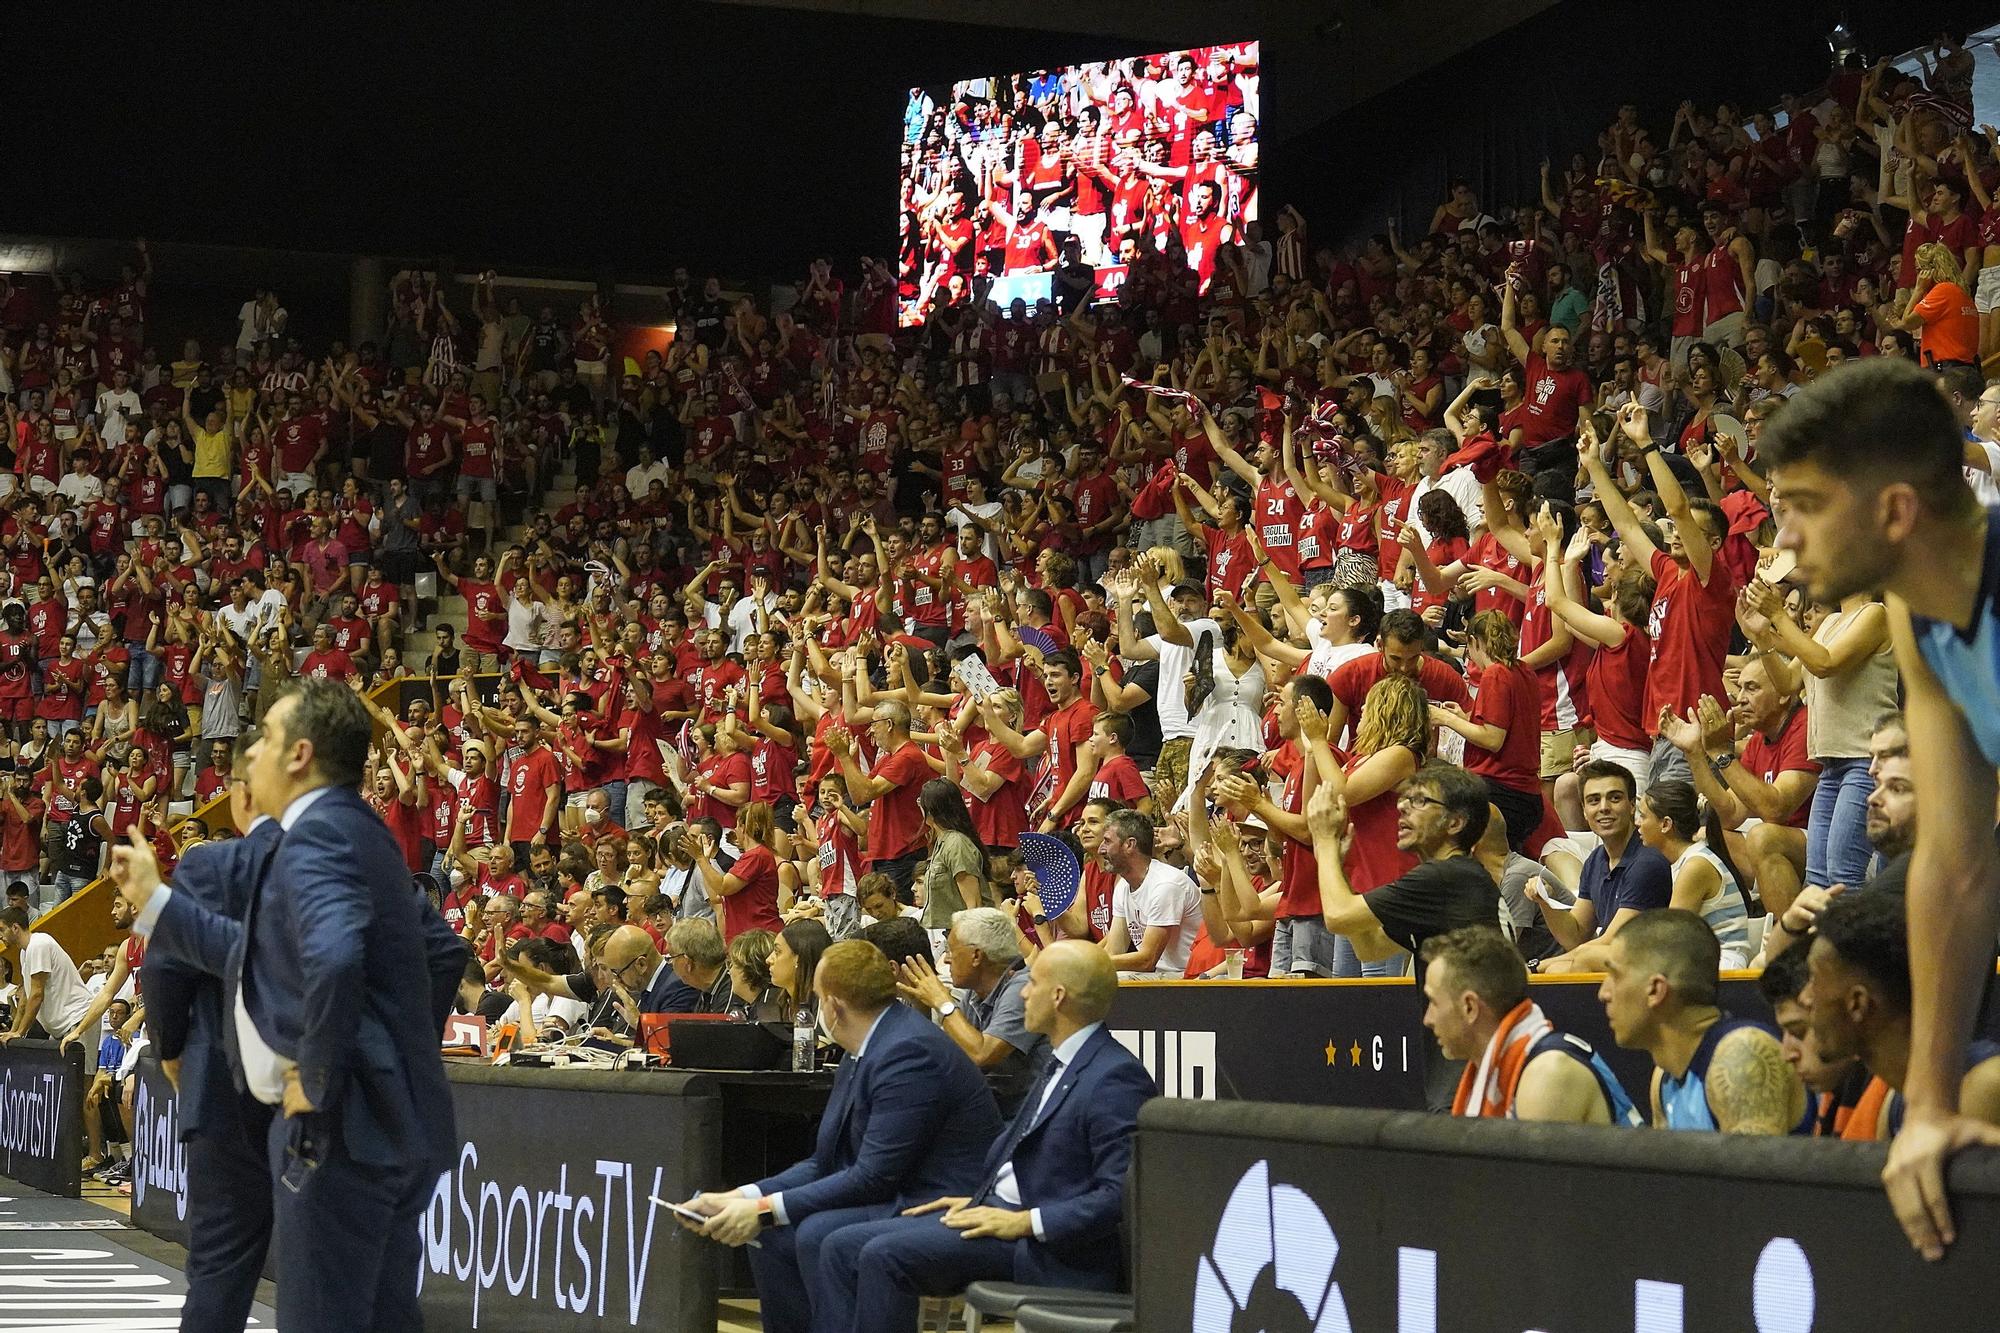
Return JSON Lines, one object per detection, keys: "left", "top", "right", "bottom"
{"left": 1086, "top": 753, "right": 1148, "bottom": 807}
{"left": 1463, "top": 661, "right": 1542, "bottom": 794}
{"left": 694, "top": 751, "right": 753, "bottom": 830}
{"left": 1252, "top": 476, "right": 1307, "bottom": 578}
{"left": 722, "top": 843, "right": 784, "bottom": 940}
{"left": 1586, "top": 629, "right": 1652, "bottom": 752}
{"left": 504, "top": 746, "right": 561, "bottom": 842}
{"left": 1643, "top": 551, "right": 1740, "bottom": 731}
{"left": 1272, "top": 753, "right": 1320, "bottom": 920}
{"left": 1343, "top": 750, "right": 1419, "bottom": 894}
{"left": 1329, "top": 653, "right": 1470, "bottom": 724}
{"left": 1739, "top": 706, "right": 1820, "bottom": 830}
{"left": 1202, "top": 525, "right": 1256, "bottom": 601}
{"left": 864, "top": 741, "right": 933, "bottom": 864}
{"left": 966, "top": 739, "right": 1029, "bottom": 851}
{"left": 1032, "top": 698, "right": 1099, "bottom": 826}
{"left": 459, "top": 579, "right": 506, "bottom": 653}
{"left": 1518, "top": 353, "right": 1592, "bottom": 449}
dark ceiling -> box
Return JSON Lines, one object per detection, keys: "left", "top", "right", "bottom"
{"left": 6, "top": 1, "right": 1993, "bottom": 283}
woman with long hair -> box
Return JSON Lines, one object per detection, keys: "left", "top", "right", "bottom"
{"left": 1637, "top": 780, "right": 1751, "bottom": 969}
{"left": 767, "top": 918, "right": 832, "bottom": 1015}
{"left": 917, "top": 779, "right": 990, "bottom": 944}
{"left": 1431, "top": 610, "right": 1548, "bottom": 852}
{"left": 690, "top": 799, "right": 787, "bottom": 941}
{"left": 1898, "top": 241, "right": 1979, "bottom": 369}
{"left": 1315, "top": 672, "right": 1428, "bottom": 977}
{"left": 1178, "top": 609, "right": 1264, "bottom": 814}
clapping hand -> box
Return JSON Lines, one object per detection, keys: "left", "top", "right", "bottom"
{"left": 1656, "top": 704, "right": 1707, "bottom": 754}
{"left": 1293, "top": 695, "right": 1330, "bottom": 744}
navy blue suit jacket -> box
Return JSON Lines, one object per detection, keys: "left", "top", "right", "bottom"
{"left": 144, "top": 821, "right": 282, "bottom": 1139}
{"left": 974, "top": 1025, "right": 1155, "bottom": 1288}
{"left": 756, "top": 1001, "right": 1002, "bottom": 1222}
{"left": 154, "top": 786, "right": 465, "bottom": 1174}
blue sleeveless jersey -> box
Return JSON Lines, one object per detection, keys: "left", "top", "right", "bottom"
{"left": 1528, "top": 1030, "right": 1644, "bottom": 1127}
{"left": 1909, "top": 507, "right": 2000, "bottom": 768}
{"left": 1658, "top": 1015, "right": 1788, "bottom": 1132}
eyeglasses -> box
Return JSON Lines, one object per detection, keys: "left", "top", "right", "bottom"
{"left": 1396, "top": 794, "right": 1448, "bottom": 811}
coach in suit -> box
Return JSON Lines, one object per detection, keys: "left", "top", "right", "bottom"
{"left": 681, "top": 939, "right": 1004, "bottom": 1333}
{"left": 137, "top": 741, "right": 280, "bottom": 1333}
{"left": 815, "top": 940, "right": 1156, "bottom": 1332}
{"left": 119, "top": 681, "right": 463, "bottom": 1332}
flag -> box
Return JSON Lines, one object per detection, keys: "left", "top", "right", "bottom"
{"left": 1017, "top": 832, "right": 1082, "bottom": 917}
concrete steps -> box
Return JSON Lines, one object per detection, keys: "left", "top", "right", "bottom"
{"left": 401, "top": 466, "right": 577, "bottom": 666}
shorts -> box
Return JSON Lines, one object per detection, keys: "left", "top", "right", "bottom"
{"left": 1539, "top": 728, "right": 1578, "bottom": 781}
{"left": 1978, "top": 267, "right": 2000, "bottom": 315}
{"left": 1589, "top": 739, "right": 1652, "bottom": 797}
{"left": 456, "top": 475, "right": 499, "bottom": 505}
{"left": 1272, "top": 915, "right": 1341, "bottom": 978}
{"left": 277, "top": 469, "right": 315, "bottom": 497}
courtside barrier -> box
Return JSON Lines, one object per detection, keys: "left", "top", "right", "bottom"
{"left": 1136, "top": 1098, "right": 2000, "bottom": 1330}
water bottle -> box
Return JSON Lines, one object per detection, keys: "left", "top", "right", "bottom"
{"left": 791, "top": 1004, "right": 815, "bottom": 1073}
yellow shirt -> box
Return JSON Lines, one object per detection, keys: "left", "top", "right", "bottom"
{"left": 192, "top": 425, "right": 233, "bottom": 479}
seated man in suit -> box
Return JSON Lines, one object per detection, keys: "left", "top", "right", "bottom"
{"left": 816, "top": 939, "right": 1157, "bottom": 1332}
{"left": 679, "top": 940, "right": 1003, "bottom": 1333}
{"left": 500, "top": 920, "right": 686, "bottom": 1039}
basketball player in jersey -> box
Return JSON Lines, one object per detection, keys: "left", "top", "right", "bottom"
{"left": 1760, "top": 356, "right": 2000, "bottom": 1259}
{"left": 1596, "top": 909, "right": 1804, "bottom": 1134}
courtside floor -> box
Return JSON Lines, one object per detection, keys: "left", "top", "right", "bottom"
{"left": 0, "top": 1173, "right": 278, "bottom": 1328}
{"left": 4, "top": 1176, "right": 1010, "bottom": 1331}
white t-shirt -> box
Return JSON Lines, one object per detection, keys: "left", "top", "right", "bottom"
{"left": 725, "top": 594, "right": 778, "bottom": 655}
{"left": 1146, "top": 618, "right": 1221, "bottom": 742}
{"left": 22, "top": 934, "right": 94, "bottom": 1040}
{"left": 947, "top": 501, "right": 1004, "bottom": 561}
{"left": 1410, "top": 467, "right": 1485, "bottom": 542}
{"left": 1112, "top": 858, "right": 1202, "bottom": 979}
{"left": 96, "top": 387, "right": 142, "bottom": 447}
{"left": 1305, "top": 641, "right": 1372, "bottom": 680}
{"left": 56, "top": 472, "right": 103, "bottom": 506}
{"left": 216, "top": 601, "right": 265, "bottom": 645}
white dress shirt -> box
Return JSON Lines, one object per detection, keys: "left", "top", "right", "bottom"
{"left": 992, "top": 1021, "right": 1102, "bottom": 1239}
{"left": 742, "top": 1006, "right": 890, "bottom": 1226}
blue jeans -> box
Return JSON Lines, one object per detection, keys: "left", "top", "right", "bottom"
{"left": 1806, "top": 756, "right": 1875, "bottom": 889}
{"left": 1332, "top": 933, "right": 1401, "bottom": 978}
{"left": 127, "top": 643, "right": 161, "bottom": 692}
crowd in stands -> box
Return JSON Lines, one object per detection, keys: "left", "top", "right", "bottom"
{"left": 6, "top": 36, "right": 2000, "bottom": 1207}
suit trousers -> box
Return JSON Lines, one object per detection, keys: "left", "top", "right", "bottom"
{"left": 266, "top": 1103, "right": 433, "bottom": 1333}
{"left": 816, "top": 1214, "right": 1021, "bottom": 1333}
{"left": 746, "top": 1201, "right": 896, "bottom": 1333}
{"left": 180, "top": 1092, "right": 275, "bottom": 1333}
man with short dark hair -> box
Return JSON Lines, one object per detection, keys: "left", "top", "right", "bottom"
{"left": 1322, "top": 608, "right": 1472, "bottom": 741}
{"left": 1597, "top": 908, "right": 1803, "bottom": 1134}
{"left": 1098, "top": 807, "right": 1201, "bottom": 978}
{"left": 1758, "top": 946, "right": 1874, "bottom": 1139}
{"left": 1533, "top": 761, "right": 1672, "bottom": 973}
{"left": 1762, "top": 357, "right": 2000, "bottom": 1250}
{"left": 115, "top": 680, "right": 464, "bottom": 1332}
{"left": 1421, "top": 924, "right": 1636, "bottom": 1124}
{"left": 1305, "top": 760, "right": 1500, "bottom": 976}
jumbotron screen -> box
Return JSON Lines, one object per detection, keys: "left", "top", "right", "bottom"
{"left": 898, "top": 41, "right": 1261, "bottom": 326}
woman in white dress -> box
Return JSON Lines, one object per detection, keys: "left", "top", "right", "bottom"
{"left": 1639, "top": 779, "right": 1751, "bottom": 969}
{"left": 1178, "top": 616, "right": 1265, "bottom": 811}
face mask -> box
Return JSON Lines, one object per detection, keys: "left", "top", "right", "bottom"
{"left": 583, "top": 807, "right": 603, "bottom": 825}
{"left": 816, "top": 1003, "right": 835, "bottom": 1045}
{"left": 449, "top": 868, "right": 466, "bottom": 889}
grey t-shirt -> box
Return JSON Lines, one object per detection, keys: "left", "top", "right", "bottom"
{"left": 961, "top": 962, "right": 1048, "bottom": 1066}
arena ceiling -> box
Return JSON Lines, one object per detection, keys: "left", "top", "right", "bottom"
{"left": 707, "top": 0, "right": 1561, "bottom": 136}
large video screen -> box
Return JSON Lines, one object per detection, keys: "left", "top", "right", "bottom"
{"left": 898, "top": 41, "right": 1261, "bottom": 327}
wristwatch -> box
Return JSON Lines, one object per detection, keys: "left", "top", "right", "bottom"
{"left": 936, "top": 1000, "right": 959, "bottom": 1019}
{"left": 1031, "top": 912, "right": 1049, "bottom": 925}
{"left": 1709, "top": 752, "right": 1737, "bottom": 776}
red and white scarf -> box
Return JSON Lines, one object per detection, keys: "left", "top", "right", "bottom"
{"left": 1451, "top": 998, "right": 1554, "bottom": 1119}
